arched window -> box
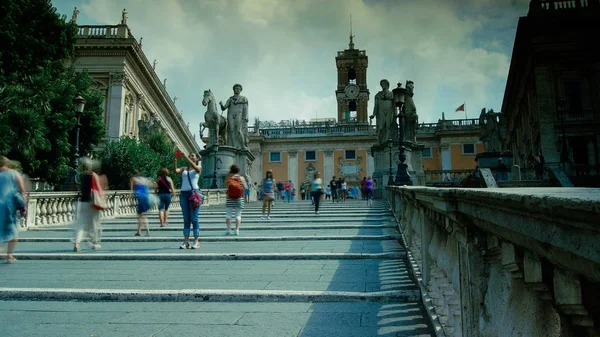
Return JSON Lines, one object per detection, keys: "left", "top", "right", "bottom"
{"left": 347, "top": 68, "right": 356, "bottom": 83}
{"left": 348, "top": 100, "right": 357, "bottom": 112}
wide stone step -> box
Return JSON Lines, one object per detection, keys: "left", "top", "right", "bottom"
{"left": 17, "top": 234, "right": 401, "bottom": 242}
{"left": 0, "top": 260, "right": 415, "bottom": 293}
{"left": 0, "top": 300, "right": 433, "bottom": 337}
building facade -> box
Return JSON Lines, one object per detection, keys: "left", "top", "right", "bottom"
{"left": 70, "top": 22, "right": 200, "bottom": 155}
{"left": 502, "top": 0, "right": 600, "bottom": 186}
{"left": 246, "top": 121, "right": 376, "bottom": 193}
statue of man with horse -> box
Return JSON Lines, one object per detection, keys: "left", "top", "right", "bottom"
{"left": 201, "top": 89, "right": 227, "bottom": 147}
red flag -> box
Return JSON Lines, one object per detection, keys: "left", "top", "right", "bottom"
{"left": 455, "top": 103, "right": 465, "bottom": 112}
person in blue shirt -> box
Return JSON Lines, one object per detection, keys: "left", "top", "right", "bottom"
{"left": 261, "top": 170, "right": 276, "bottom": 220}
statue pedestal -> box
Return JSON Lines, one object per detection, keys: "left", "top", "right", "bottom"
{"left": 371, "top": 141, "right": 425, "bottom": 199}
{"left": 200, "top": 146, "right": 255, "bottom": 189}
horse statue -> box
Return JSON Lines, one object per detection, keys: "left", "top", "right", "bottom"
{"left": 201, "top": 89, "right": 227, "bottom": 146}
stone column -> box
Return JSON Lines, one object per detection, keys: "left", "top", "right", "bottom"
{"left": 106, "top": 71, "right": 128, "bottom": 140}
{"left": 366, "top": 148, "right": 375, "bottom": 177}
{"left": 287, "top": 151, "right": 298, "bottom": 188}
{"left": 324, "top": 149, "right": 334, "bottom": 180}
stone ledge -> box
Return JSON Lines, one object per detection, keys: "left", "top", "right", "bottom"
{"left": 12, "top": 252, "right": 406, "bottom": 261}
{"left": 0, "top": 288, "right": 421, "bottom": 303}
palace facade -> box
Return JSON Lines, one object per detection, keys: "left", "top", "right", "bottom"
{"left": 69, "top": 21, "right": 200, "bottom": 155}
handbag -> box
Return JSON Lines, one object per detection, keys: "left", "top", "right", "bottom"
{"left": 186, "top": 170, "right": 202, "bottom": 210}
{"left": 91, "top": 173, "right": 107, "bottom": 210}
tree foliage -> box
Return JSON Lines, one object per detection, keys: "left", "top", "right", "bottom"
{"left": 0, "top": 0, "right": 104, "bottom": 187}
{"left": 97, "top": 133, "right": 191, "bottom": 190}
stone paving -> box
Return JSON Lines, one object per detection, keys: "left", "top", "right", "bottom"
{"left": 0, "top": 199, "right": 433, "bottom": 337}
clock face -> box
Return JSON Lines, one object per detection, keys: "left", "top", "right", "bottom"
{"left": 344, "top": 84, "right": 359, "bottom": 99}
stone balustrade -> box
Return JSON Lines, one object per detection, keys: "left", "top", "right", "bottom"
{"left": 387, "top": 186, "right": 600, "bottom": 337}
{"left": 18, "top": 189, "right": 228, "bottom": 228}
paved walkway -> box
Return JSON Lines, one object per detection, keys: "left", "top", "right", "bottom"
{"left": 0, "top": 199, "right": 433, "bottom": 337}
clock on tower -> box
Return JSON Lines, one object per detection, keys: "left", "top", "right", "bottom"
{"left": 335, "top": 31, "right": 369, "bottom": 122}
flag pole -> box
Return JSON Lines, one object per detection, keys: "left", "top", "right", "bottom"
{"left": 464, "top": 101, "right": 467, "bottom": 120}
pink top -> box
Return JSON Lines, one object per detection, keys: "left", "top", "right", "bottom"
{"left": 284, "top": 182, "right": 292, "bottom": 191}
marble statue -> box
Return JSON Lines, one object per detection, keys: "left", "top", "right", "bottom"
{"left": 163, "top": 78, "right": 167, "bottom": 88}
{"left": 403, "top": 80, "right": 418, "bottom": 143}
{"left": 71, "top": 7, "right": 79, "bottom": 23}
{"left": 220, "top": 84, "right": 249, "bottom": 150}
{"left": 139, "top": 37, "right": 143, "bottom": 48}
{"left": 201, "top": 89, "right": 227, "bottom": 147}
{"left": 479, "top": 108, "right": 502, "bottom": 152}
{"left": 152, "top": 59, "right": 157, "bottom": 70}
{"left": 370, "top": 79, "right": 397, "bottom": 145}
{"left": 121, "top": 8, "right": 128, "bottom": 25}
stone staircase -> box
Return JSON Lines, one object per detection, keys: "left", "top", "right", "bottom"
{"left": 0, "top": 200, "right": 434, "bottom": 337}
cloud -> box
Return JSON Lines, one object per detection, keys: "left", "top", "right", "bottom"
{"left": 72, "top": 0, "right": 528, "bottom": 137}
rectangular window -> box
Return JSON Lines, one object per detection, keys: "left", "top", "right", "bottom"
{"left": 422, "top": 148, "right": 432, "bottom": 158}
{"left": 345, "top": 150, "right": 356, "bottom": 160}
{"left": 462, "top": 144, "right": 475, "bottom": 154}
{"left": 305, "top": 151, "right": 316, "bottom": 161}
{"left": 269, "top": 152, "right": 281, "bottom": 162}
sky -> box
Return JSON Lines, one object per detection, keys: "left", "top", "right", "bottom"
{"left": 52, "top": 0, "right": 530, "bottom": 138}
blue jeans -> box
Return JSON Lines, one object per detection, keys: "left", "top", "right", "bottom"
{"left": 180, "top": 191, "right": 200, "bottom": 237}
{"left": 158, "top": 193, "right": 172, "bottom": 210}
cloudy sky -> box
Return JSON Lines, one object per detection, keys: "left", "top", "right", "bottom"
{"left": 52, "top": 0, "right": 529, "bottom": 138}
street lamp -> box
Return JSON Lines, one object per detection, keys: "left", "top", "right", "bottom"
{"left": 71, "top": 94, "right": 87, "bottom": 169}
{"left": 556, "top": 97, "right": 569, "bottom": 169}
{"left": 387, "top": 138, "right": 394, "bottom": 186}
{"left": 392, "top": 83, "right": 412, "bottom": 186}
{"left": 62, "top": 94, "right": 86, "bottom": 191}
{"left": 210, "top": 149, "right": 221, "bottom": 189}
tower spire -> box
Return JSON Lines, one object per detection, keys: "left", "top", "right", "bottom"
{"left": 349, "top": 14, "right": 355, "bottom": 49}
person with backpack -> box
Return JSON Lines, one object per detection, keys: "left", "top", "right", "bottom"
{"left": 225, "top": 164, "right": 246, "bottom": 236}
{"left": 174, "top": 151, "right": 202, "bottom": 249}
{"left": 155, "top": 168, "right": 176, "bottom": 228}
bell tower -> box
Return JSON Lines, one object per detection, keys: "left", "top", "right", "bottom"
{"left": 335, "top": 17, "right": 369, "bottom": 122}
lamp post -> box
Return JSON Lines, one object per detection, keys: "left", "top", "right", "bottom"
{"left": 392, "top": 83, "right": 412, "bottom": 185}
{"left": 71, "top": 94, "right": 87, "bottom": 169}
{"left": 387, "top": 138, "right": 394, "bottom": 186}
{"left": 557, "top": 97, "right": 569, "bottom": 169}
{"left": 210, "top": 146, "right": 220, "bottom": 189}
{"left": 62, "top": 94, "right": 86, "bottom": 191}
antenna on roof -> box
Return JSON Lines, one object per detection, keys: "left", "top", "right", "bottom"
{"left": 349, "top": 14, "right": 355, "bottom": 49}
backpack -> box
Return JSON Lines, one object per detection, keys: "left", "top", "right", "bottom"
{"left": 227, "top": 175, "right": 244, "bottom": 199}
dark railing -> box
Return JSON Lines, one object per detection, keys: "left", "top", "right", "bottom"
{"left": 424, "top": 169, "right": 472, "bottom": 185}
{"left": 417, "top": 118, "right": 480, "bottom": 133}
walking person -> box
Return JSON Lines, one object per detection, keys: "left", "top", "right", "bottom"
{"left": 0, "top": 156, "right": 27, "bottom": 263}
{"left": 284, "top": 180, "right": 293, "bottom": 203}
{"left": 340, "top": 178, "right": 347, "bottom": 203}
{"left": 225, "top": 165, "right": 246, "bottom": 235}
{"left": 131, "top": 171, "right": 152, "bottom": 236}
{"left": 261, "top": 170, "right": 275, "bottom": 220}
{"left": 329, "top": 176, "right": 338, "bottom": 203}
{"left": 155, "top": 168, "right": 175, "bottom": 228}
{"left": 244, "top": 175, "right": 252, "bottom": 203}
{"left": 72, "top": 158, "right": 103, "bottom": 252}
{"left": 324, "top": 185, "right": 331, "bottom": 201}
{"left": 365, "top": 176, "right": 374, "bottom": 206}
{"left": 174, "top": 151, "right": 202, "bottom": 249}
{"left": 311, "top": 172, "right": 324, "bottom": 215}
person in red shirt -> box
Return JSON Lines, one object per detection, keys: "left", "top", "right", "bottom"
{"left": 360, "top": 177, "right": 367, "bottom": 200}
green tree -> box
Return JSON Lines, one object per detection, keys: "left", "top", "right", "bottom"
{"left": 0, "top": 0, "right": 105, "bottom": 187}
{"left": 97, "top": 133, "right": 192, "bottom": 190}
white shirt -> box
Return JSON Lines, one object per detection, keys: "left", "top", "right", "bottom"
{"left": 181, "top": 168, "right": 200, "bottom": 191}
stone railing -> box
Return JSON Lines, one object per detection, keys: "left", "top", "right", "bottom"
{"left": 387, "top": 186, "right": 600, "bottom": 337}
{"left": 77, "top": 25, "right": 128, "bottom": 39}
{"left": 417, "top": 118, "right": 481, "bottom": 134}
{"left": 18, "top": 189, "right": 228, "bottom": 228}
{"left": 424, "top": 170, "right": 472, "bottom": 186}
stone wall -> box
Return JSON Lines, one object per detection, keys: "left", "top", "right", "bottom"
{"left": 388, "top": 186, "right": 600, "bottom": 337}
